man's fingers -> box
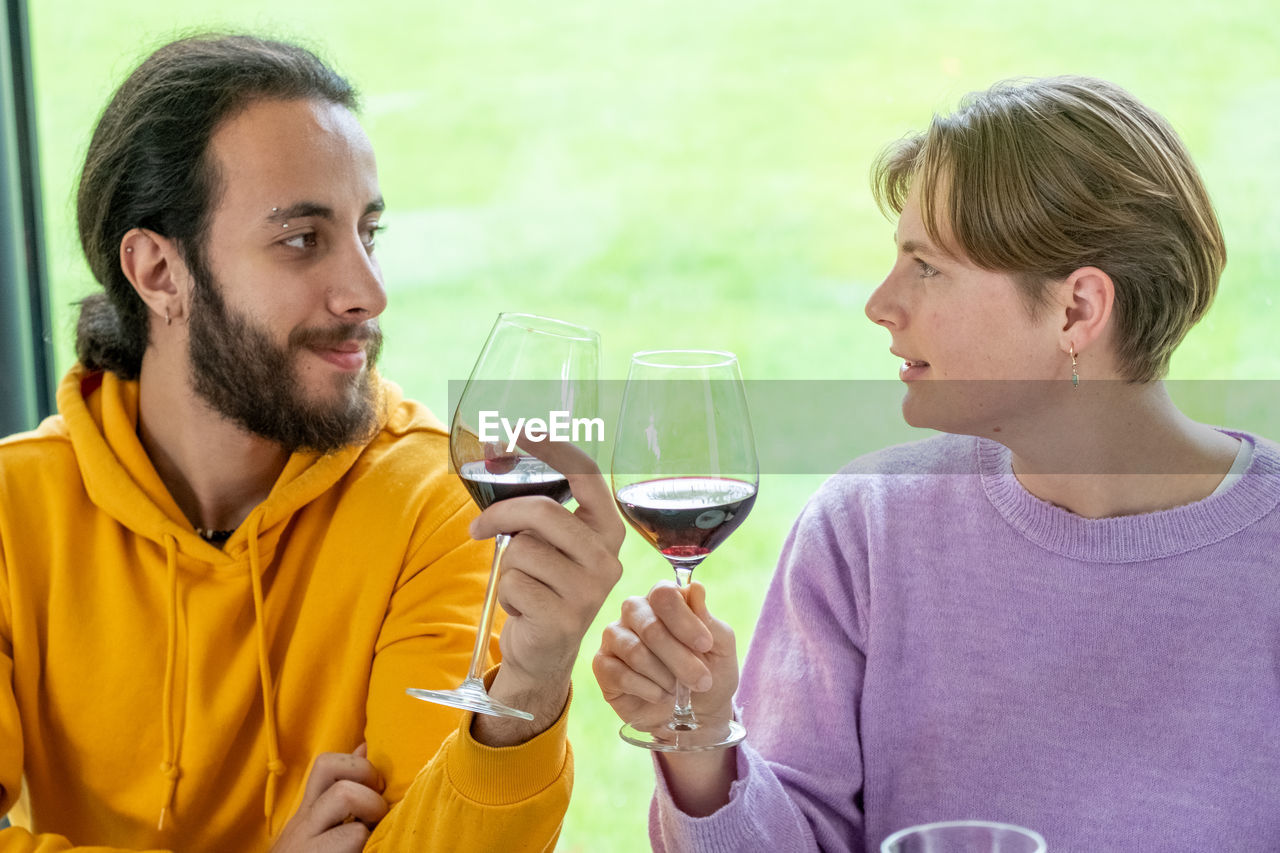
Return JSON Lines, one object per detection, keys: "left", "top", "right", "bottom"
{"left": 473, "top": 499, "right": 622, "bottom": 585}
{"left": 316, "top": 820, "right": 373, "bottom": 853}
{"left": 312, "top": 779, "right": 388, "bottom": 829}
{"left": 496, "top": 557, "right": 562, "bottom": 621}
{"left": 516, "top": 430, "right": 597, "bottom": 479}
{"left": 301, "top": 751, "right": 383, "bottom": 807}
{"left": 466, "top": 445, "right": 623, "bottom": 549}
{"left": 518, "top": 441, "right": 618, "bottom": 539}
{"left": 499, "top": 530, "right": 618, "bottom": 608}
{"left": 500, "top": 531, "right": 572, "bottom": 596}
{"left": 566, "top": 472, "right": 625, "bottom": 549}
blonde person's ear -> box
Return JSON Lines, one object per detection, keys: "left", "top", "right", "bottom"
{"left": 119, "top": 228, "right": 190, "bottom": 327}
{"left": 1057, "top": 266, "right": 1114, "bottom": 356}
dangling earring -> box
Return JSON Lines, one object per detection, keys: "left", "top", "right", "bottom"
{"left": 165, "top": 308, "right": 172, "bottom": 326}
{"left": 1069, "top": 344, "right": 1079, "bottom": 390}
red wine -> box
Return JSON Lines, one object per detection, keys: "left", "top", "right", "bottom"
{"left": 458, "top": 457, "right": 571, "bottom": 509}
{"left": 615, "top": 477, "right": 757, "bottom": 563}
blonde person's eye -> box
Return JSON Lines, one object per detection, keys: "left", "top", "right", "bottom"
{"left": 361, "top": 222, "right": 385, "bottom": 250}
{"left": 916, "top": 259, "right": 939, "bottom": 278}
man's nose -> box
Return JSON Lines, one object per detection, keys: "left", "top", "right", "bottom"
{"left": 328, "top": 238, "right": 387, "bottom": 319}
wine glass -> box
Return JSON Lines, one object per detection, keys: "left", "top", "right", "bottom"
{"left": 611, "top": 350, "right": 758, "bottom": 751}
{"left": 880, "top": 821, "right": 1047, "bottom": 853}
{"left": 407, "top": 312, "right": 600, "bottom": 719}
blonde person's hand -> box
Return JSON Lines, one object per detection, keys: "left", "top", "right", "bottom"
{"left": 593, "top": 579, "right": 740, "bottom": 731}
{"left": 269, "top": 743, "right": 387, "bottom": 853}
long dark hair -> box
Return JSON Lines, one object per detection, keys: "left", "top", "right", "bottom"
{"left": 75, "top": 34, "right": 358, "bottom": 379}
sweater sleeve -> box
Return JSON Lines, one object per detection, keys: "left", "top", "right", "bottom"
{"left": 366, "top": 675, "right": 571, "bottom": 851}
{"left": 360, "top": 492, "right": 571, "bottom": 851}
{"left": 650, "top": 480, "right": 871, "bottom": 852}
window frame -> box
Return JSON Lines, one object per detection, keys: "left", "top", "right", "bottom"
{"left": 1, "top": 0, "right": 54, "bottom": 436}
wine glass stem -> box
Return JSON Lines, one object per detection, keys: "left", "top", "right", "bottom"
{"left": 672, "top": 564, "right": 696, "bottom": 728}
{"left": 465, "top": 533, "right": 512, "bottom": 683}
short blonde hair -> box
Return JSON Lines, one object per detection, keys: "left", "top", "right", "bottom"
{"left": 872, "top": 76, "right": 1225, "bottom": 382}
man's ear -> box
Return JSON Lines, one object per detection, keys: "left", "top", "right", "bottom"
{"left": 119, "top": 228, "right": 191, "bottom": 325}
{"left": 1057, "top": 266, "right": 1114, "bottom": 355}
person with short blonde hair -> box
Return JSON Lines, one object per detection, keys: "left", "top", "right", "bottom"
{"left": 874, "top": 75, "right": 1224, "bottom": 383}
{"left": 595, "top": 76, "right": 1280, "bottom": 851}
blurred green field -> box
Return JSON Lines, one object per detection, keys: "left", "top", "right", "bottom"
{"left": 27, "top": 2, "right": 1280, "bottom": 850}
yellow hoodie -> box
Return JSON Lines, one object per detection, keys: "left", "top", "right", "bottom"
{"left": 0, "top": 366, "right": 571, "bottom": 851}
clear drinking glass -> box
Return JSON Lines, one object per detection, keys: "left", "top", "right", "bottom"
{"left": 611, "top": 350, "right": 758, "bottom": 751}
{"left": 406, "top": 312, "right": 599, "bottom": 719}
{"left": 880, "top": 821, "right": 1047, "bottom": 853}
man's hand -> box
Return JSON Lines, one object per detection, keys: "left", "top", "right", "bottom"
{"left": 269, "top": 743, "right": 387, "bottom": 853}
{"left": 468, "top": 453, "right": 625, "bottom": 746}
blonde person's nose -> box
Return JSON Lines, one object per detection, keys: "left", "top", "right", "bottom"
{"left": 864, "top": 269, "right": 905, "bottom": 331}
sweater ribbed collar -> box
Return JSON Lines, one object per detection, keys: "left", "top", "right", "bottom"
{"left": 977, "top": 431, "right": 1280, "bottom": 563}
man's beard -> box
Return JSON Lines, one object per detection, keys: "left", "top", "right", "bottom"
{"left": 186, "top": 266, "right": 384, "bottom": 454}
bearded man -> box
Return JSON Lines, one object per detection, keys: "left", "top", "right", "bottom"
{"left": 0, "top": 34, "right": 623, "bottom": 852}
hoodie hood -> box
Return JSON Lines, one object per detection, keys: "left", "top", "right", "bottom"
{"left": 59, "top": 366, "right": 402, "bottom": 562}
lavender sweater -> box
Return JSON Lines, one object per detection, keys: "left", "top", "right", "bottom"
{"left": 652, "top": 432, "right": 1280, "bottom": 852}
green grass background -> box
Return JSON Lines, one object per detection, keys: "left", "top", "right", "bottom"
{"left": 27, "top": 1, "right": 1280, "bottom": 849}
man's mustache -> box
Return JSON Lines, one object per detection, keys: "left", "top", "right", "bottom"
{"left": 289, "top": 321, "right": 382, "bottom": 350}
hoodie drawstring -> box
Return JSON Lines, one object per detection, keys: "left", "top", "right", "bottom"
{"left": 245, "top": 511, "right": 286, "bottom": 833}
{"left": 157, "top": 533, "right": 182, "bottom": 831}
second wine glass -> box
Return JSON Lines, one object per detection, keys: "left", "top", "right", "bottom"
{"left": 611, "top": 350, "right": 758, "bottom": 751}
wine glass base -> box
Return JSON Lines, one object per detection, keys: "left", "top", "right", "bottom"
{"left": 407, "top": 678, "right": 535, "bottom": 721}
{"left": 619, "top": 717, "right": 746, "bottom": 752}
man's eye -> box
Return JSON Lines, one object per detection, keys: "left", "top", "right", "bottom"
{"left": 916, "top": 259, "right": 939, "bottom": 278}
{"left": 282, "top": 232, "right": 317, "bottom": 250}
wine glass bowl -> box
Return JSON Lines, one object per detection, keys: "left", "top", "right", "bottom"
{"left": 407, "top": 312, "right": 599, "bottom": 720}
{"left": 880, "top": 821, "right": 1047, "bottom": 853}
{"left": 611, "top": 350, "right": 758, "bottom": 751}
{"left": 614, "top": 476, "right": 757, "bottom": 573}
